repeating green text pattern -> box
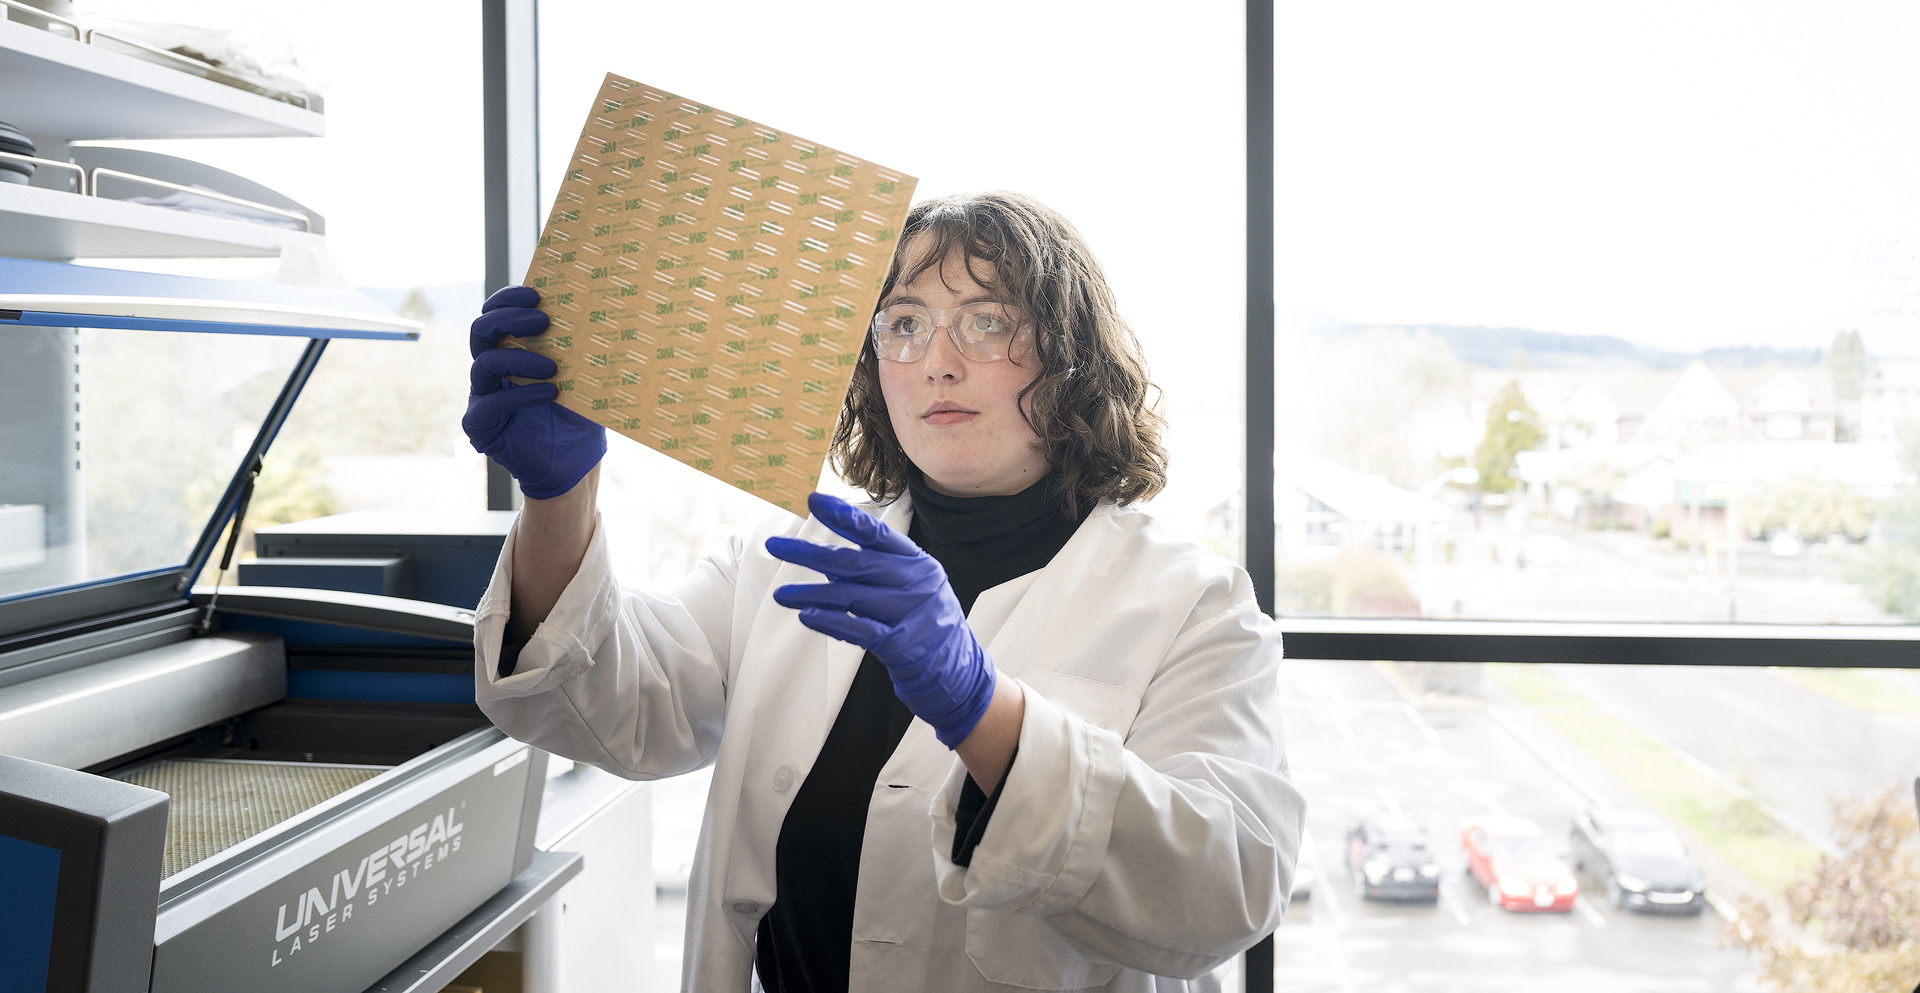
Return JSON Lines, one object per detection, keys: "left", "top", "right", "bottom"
{"left": 514, "top": 73, "right": 917, "bottom": 513}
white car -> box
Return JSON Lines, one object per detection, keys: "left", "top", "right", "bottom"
{"left": 1292, "top": 827, "right": 1317, "bottom": 900}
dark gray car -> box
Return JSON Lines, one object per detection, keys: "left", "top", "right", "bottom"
{"left": 1345, "top": 815, "right": 1440, "bottom": 902}
{"left": 1568, "top": 808, "right": 1706, "bottom": 914}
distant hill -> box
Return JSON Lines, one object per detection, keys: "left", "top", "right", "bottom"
{"left": 1320, "top": 322, "right": 1824, "bottom": 370}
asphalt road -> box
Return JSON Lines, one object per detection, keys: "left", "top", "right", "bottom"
{"left": 1549, "top": 662, "right": 1920, "bottom": 854}
{"left": 1273, "top": 659, "right": 1756, "bottom": 992}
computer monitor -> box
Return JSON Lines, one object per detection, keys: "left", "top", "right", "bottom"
{"left": 0, "top": 754, "right": 167, "bottom": 993}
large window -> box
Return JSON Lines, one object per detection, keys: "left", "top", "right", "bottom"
{"left": 1272, "top": 3, "right": 1920, "bottom": 628}
{"left": 1271, "top": 5, "right": 1920, "bottom": 989}
{"left": 533, "top": 1, "right": 1246, "bottom": 983}
{"left": 71, "top": 0, "right": 488, "bottom": 566}
{"left": 535, "top": 1, "right": 1246, "bottom": 572}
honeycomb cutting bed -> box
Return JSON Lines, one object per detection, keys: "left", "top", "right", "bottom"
{"left": 113, "top": 758, "right": 388, "bottom": 878}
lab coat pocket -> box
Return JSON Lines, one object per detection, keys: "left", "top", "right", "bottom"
{"left": 1015, "top": 670, "right": 1141, "bottom": 739}
{"left": 965, "top": 907, "right": 1120, "bottom": 990}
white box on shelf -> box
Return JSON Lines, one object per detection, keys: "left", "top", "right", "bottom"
{"left": 0, "top": 504, "right": 46, "bottom": 572}
{"left": 0, "top": 17, "right": 322, "bottom": 140}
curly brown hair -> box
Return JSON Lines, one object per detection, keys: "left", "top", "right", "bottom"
{"left": 829, "top": 191, "right": 1168, "bottom": 518}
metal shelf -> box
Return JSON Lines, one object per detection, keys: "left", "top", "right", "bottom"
{"left": 0, "top": 16, "right": 323, "bottom": 140}
{"left": 360, "top": 851, "right": 584, "bottom": 993}
{"left": 0, "top": 182, "right": 322, "bottom": 259}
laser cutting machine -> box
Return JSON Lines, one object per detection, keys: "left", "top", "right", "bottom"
{"left": 0, "top": 264, "right": 652, "bottom": 993}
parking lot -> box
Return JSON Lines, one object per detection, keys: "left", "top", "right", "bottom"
{"left": 1274, "top": 659, "right": 1755, "bottom": 992}
{"left": 651, "top": 657, "right": 1784, "bottom": 990}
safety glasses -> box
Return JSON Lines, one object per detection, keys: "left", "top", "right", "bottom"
{"left": 869, "top": 302, "right": 1027, "bottom": 363}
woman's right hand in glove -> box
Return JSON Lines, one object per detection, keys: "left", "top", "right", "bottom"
{"left": 463, "top": 285, "right": 607, "bottom": 499}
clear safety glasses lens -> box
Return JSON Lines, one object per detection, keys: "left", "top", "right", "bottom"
{"left": 870, "top": 303, "right": 1024, "bottom": 362}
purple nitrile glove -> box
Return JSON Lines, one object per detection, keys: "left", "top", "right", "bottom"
{"left": 462, "top": 285, "right": 606, "bottom": 499}
{"left": 766, "top": 492, "right": 998, "bottom": 749}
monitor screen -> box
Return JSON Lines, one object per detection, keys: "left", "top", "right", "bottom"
{"left": 0, "top": 833, "right": 62, "bottom": 993}
{"left": 0, "top": 754, "right": 167, "bottom": 993}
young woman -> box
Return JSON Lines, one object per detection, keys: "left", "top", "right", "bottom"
{"left": 464, "top": 191, "right": 1304, "bottom": 991}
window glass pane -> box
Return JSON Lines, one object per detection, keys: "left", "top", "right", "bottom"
{"left": 1280, "top": 657, "right": 1917, "bottom": 990}
{"left": 1275, "top": 2, "right": 1920, "bottom": 626}
{"left": 536, "top": 3, "right": 1245, "bottom": 982}
{"left": 1273, "top": 4, "right": 1920, "bottom": 989}
{"left": 538, "top": 0, "right": 1246, "bottom": 573}
{"left": 64, "top": 0, "right": 487, "bottom": 576}
{"left": 0, "top": 327, "right": 305, "bottom": 597}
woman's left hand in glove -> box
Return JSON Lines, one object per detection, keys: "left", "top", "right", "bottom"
{"left": 766, "top": 492, "right": 997, "bottom": 749}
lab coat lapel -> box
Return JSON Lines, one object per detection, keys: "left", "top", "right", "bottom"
{"left": 717, "top": 494, "right": 914, "bottom": 938}
{"left": 751, "top": 493, "right": 915, "bottom": 767}
{"left": 831, "top": 493, "right": 915, "bottom": 704}
{"left": 813, "top": 494, "right": 916, "bottom": 746}
{"left": 974, "top": 503, "right": 1121, "bottom": 675}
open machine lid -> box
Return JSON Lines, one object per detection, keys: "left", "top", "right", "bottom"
{"left": 0, "top": 261, "right": 421, "bottom": 644}
{"left": 0, "top": 257, "right": 419, "bottom": 340}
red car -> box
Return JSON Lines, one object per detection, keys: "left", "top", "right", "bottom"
{"left": 1461, "top": 815, "right": 1579, "bottom": 912}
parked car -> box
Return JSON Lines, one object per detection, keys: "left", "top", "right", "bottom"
{"left": 1568, "top": 807, "right": 1707, "bottom": 914}
{"left": 1291, "top": 827, "right": 1317, "bottom": 900}
{"left": 1345, "top": 815, "right": 1440, "bottom": 901}
{"left": 1460, "top": 815, "right": 1578, "bottom": 912}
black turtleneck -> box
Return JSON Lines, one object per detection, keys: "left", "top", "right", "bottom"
{"left": 754, "top": 470, "right": 1089, "bottom": 993}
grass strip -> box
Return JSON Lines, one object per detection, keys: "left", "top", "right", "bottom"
{"left": 1485, "top": 663, "right": 1819, "bottom": 897}
{"left": 1770, "top": 667, "right": 1920, "bottom": 716}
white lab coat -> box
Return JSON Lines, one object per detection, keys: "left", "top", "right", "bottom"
{"left": 474, "top": 494, "right": 1305, "bottom": 991}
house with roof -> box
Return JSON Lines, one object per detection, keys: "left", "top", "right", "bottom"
{"left": 1632, "top": 361, "right": 1742, "bottom": 449}
{"left": 1277, "top": 458, "right": 1453, "bottom": 554}
{"left": 1743, "top": 368, "right": 1832, "bottom": 441}
{"left": 1504, "top": 360, "right": 1899, "bottom": 543}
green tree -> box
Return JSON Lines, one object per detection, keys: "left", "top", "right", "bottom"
{"left": 188, "top": 441, "right": 339, "bottom": 585}
{"left": 1745, "top": 476, "right": 1879, "bottom": 542}
{"left": 1727, "top": 784, "right": 1920, "bottom": 991}
{"left": 1829, "top": 329, "right": 1868, "bottom": 443}
{"left": 1474, "top": 380, "right": 1542, "bottom": 494}
{"left": 399, "top": 287, "right": 435, "bottom": 323}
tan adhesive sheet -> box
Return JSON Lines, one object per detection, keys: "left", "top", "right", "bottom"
{"left": 512, "top": 73, "right": 918, "bottom": 514}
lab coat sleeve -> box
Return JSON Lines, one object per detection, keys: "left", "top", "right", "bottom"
{"left": 472, "top": 510, "right": 740, "bottom": 780}
{"left": 929, "top": 598, "right": 1305, "bottom": 980}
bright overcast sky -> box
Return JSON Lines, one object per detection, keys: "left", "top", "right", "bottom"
{"left": 77, "top": 0, "right": 1920, "bottom": 362}
{"left": 1274, "top": 2, "right": 1920, "bottom": 353}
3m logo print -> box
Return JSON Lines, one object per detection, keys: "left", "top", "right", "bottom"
{"left": 525, "top": 74, "right": 918, "bottom": 512}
